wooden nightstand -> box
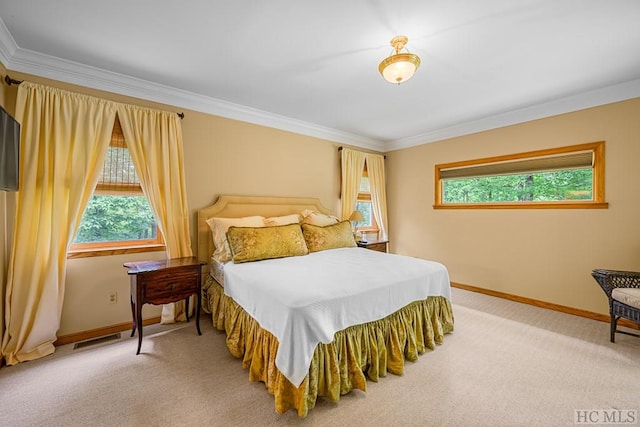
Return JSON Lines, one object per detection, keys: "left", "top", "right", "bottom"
{"left": 357, "top": 239, "right": 389, "bottom": 253}
{"left": 123, "top": 257, "right": 204, "bottom": 354}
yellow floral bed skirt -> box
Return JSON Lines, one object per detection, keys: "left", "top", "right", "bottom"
{"left": 203, "top": 275, "right": 454, "bottom": 417}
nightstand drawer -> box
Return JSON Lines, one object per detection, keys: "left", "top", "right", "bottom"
{"left": 140, "top": 269, "right": 199, "bottom": 300}
{"left": 363, "top": 242, "right": 387, "bottom": 252}
{"left": 144, "top": 276, "right": 198, "bottom": 300}
{"left": 357, "top": 240, "right": 389, "bottom": 253}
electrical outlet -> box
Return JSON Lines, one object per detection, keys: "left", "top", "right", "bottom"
{"left": 108, "top": 291, "right": 117, "bottom": 304}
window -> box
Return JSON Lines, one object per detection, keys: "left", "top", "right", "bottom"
{"left": 354, "top": 166, "right": 379, "bottom": 231}
{"left": 69, "top": 118, "right": 164, "bottom": 257}
{"left": 434, "top": 141, "right": 607, "bottom": 209}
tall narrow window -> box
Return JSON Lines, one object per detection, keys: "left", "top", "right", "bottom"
{"left": 434, "top": 141, "right": 607, "bottom": 209}
{"left": 69, "top": 117, "right": 164, "bottom": 256}
{"left": 354, "top": 165, "right": 379, "bottom": 231}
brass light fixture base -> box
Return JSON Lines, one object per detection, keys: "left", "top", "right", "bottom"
{"left": 378, "top": 35, "right": 421, "bottom": 84}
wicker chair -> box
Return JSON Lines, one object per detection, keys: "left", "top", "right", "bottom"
{"left": 591, "top": 269, "right": 640, "bottom": 342}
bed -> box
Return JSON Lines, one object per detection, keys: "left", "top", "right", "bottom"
{"left": 197, "top": 195, "right": 454, "bottom": 417}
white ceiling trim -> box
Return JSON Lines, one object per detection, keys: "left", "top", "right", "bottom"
{"left": 1, "top": 19, "right": 638, "bottom": 155}
{"left": 0, "top": 22, "right": 384, "bottom": 153}
{"left": 0, "top": 18, "right": 17, "bottom": 68}
{"left": 386, "top": 78, "right": 640, "bottom": 152}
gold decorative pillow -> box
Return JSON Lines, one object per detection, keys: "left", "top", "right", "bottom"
{"left": 300, "top": 209, "right": 340, "bottom": 226}
{"left": 301, "top": 220, "right": 357, "bottom": 252}
{"left": 205, "top": 216, "right": 266, "bottom": 262}
{"left": 226, "top": 224, "right": 309, "bottom": 263}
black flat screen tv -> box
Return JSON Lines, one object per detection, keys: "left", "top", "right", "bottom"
{"left": 0, "top": 105, "right": 20, "bottom": 191}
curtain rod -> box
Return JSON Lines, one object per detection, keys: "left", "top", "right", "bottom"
{"left": 338, "top": 146, "right": 386, "bottom": 159}
{"left": 4, "top": 75, "right": 22, "bottom": 86}
{"left": 3, "top": 75, "right": 185, "bottom": 120}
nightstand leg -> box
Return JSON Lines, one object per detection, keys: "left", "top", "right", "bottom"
{"left": 130, "top": 295, "right": 136, "bottom": 338}
{"left": 136, "top": 303, "right": 143, "bottom": 355}
{"left": 185, "top": 297, "right": 190, "bottom": 322}
{"left": 196, "top": 292, "right": 202, "bottom": 335}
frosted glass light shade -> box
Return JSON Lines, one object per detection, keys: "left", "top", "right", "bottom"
{"left": 379, "top": 53, "right": 420, "bottom": 84}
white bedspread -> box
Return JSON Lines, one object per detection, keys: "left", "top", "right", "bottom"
{"left": 223, "top": 247, "right": 451, "bottom": 387}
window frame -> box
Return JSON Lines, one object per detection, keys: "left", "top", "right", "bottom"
{"left": 356, "top": 166, "right": 379, "bottom": 232}
{"left": 68, "top": 192, "right": 165, "bottom": 259}
{"left": 68, "top": 123, "right": 165, "bottom": 258}
{"left": 433, "top": 141, "right": 607, "bottom": 210}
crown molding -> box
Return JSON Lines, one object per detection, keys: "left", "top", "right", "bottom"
{"left": 0, "top": 27, "right": 384, "bottom": 153}
{"left": 0, "top": 18, "right": 17, "bottom": 68}
{"left": 1, "top": 17, "right": 637, "bottom": 155}
{"left": 386, "top": 78, "right": 640, "bottom": 152}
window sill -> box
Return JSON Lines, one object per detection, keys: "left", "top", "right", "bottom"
{"left": 67, "top": 244, "right": 166, "bottom": 259}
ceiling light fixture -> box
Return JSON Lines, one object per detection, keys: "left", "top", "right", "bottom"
{"left": 378, "top": 35, "right": 421, "bottom": 84}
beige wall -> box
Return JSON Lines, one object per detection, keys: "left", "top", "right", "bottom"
{"left": 3, "top": 64, "right": 638, "bottom": 338}
{"left": 2, "top": 70, "right": 344, "bottom": 336}
{"left": 386, "top": 98, "right": 640, "bottom": 315}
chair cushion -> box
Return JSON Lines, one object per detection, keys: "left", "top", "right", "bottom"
{"left": 612, "top": 287, "right": 640, "bottom": 309}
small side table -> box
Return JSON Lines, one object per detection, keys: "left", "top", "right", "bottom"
{"left": 357, "top": 239, "right": 389, "bottom": 253}
{"left": 123, "top": 257, "right": 204, "bottom": 354}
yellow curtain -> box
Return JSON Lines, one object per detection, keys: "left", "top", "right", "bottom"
{"left": 1, "top": 82, "right": 116, "bottom": 365}
{"left": 340, "top": 148, "right": 366, "bottom": 220}
{"left": 365, "top": 153, "right": 389, "bottom": 240}
{"left": 117, "top": 105, "right": 193, "bottom": 323}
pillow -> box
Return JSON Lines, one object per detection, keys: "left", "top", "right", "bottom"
{"left": 264, "top": 213, "right": 300, "bottom": 226}
{"left": 226, "top": 224, "right": 309, "bottom": 263}
{"left": 205, "top": 216, "right": 266, "bottom": 262}
{"left": 300, "top": 209, "right": 340, "bottom": 226}
{"left": 301, "top": 220, "right": 357, "bottom": 253}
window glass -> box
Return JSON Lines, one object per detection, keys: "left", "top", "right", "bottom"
{"left": 74, "top": 195, "right": 158, "bottom": 244}
{"left": 443, "top": 168, "right": 593, "bottom": 203}
{"left": 355, "top": 201, "right": 373, "bottom": 227}
{"left": 434, "top": 141, "right": 607, "bottom": 209}
{"left": 356, "top": 174, "right": 377, "bottom": 229}
{"left": 70, "top": 117, "right": 164, "bottom": 254}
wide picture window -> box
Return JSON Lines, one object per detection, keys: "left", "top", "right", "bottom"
{"left": 434, "top": 141, "right": 607, "bottom": 209}
{"left": 69, "top": 118, "right": 164, "bottom": 256}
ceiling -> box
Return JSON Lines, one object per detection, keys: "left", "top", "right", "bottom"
{"left": 0, "top": 1, "right": 639, "bottom": 152}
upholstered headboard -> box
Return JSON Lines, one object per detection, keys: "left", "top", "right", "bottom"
{"left": 197, "top": 195, "right": 332, "bottom": 264}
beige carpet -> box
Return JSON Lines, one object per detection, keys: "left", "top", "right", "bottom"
{"left": 1, "top": 288, "right": 638, "bottom": 426}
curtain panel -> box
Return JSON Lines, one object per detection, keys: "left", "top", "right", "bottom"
{"left": 339, "top": 148, "right": 366, "bottom": 220}
{"left": 1, "top": 82, "right": 116, "bottom": 365}
{"left": 117, "top": 105, "right": 193, "bottom": 323}
{"left": 364, "top": 153, "right": 389, "bottom": 240}
{"left": 1, "top": 82, "right": 194, "bottom": 365}
{"left": 340, "top": 148, "right": 389, "bottom": 240}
